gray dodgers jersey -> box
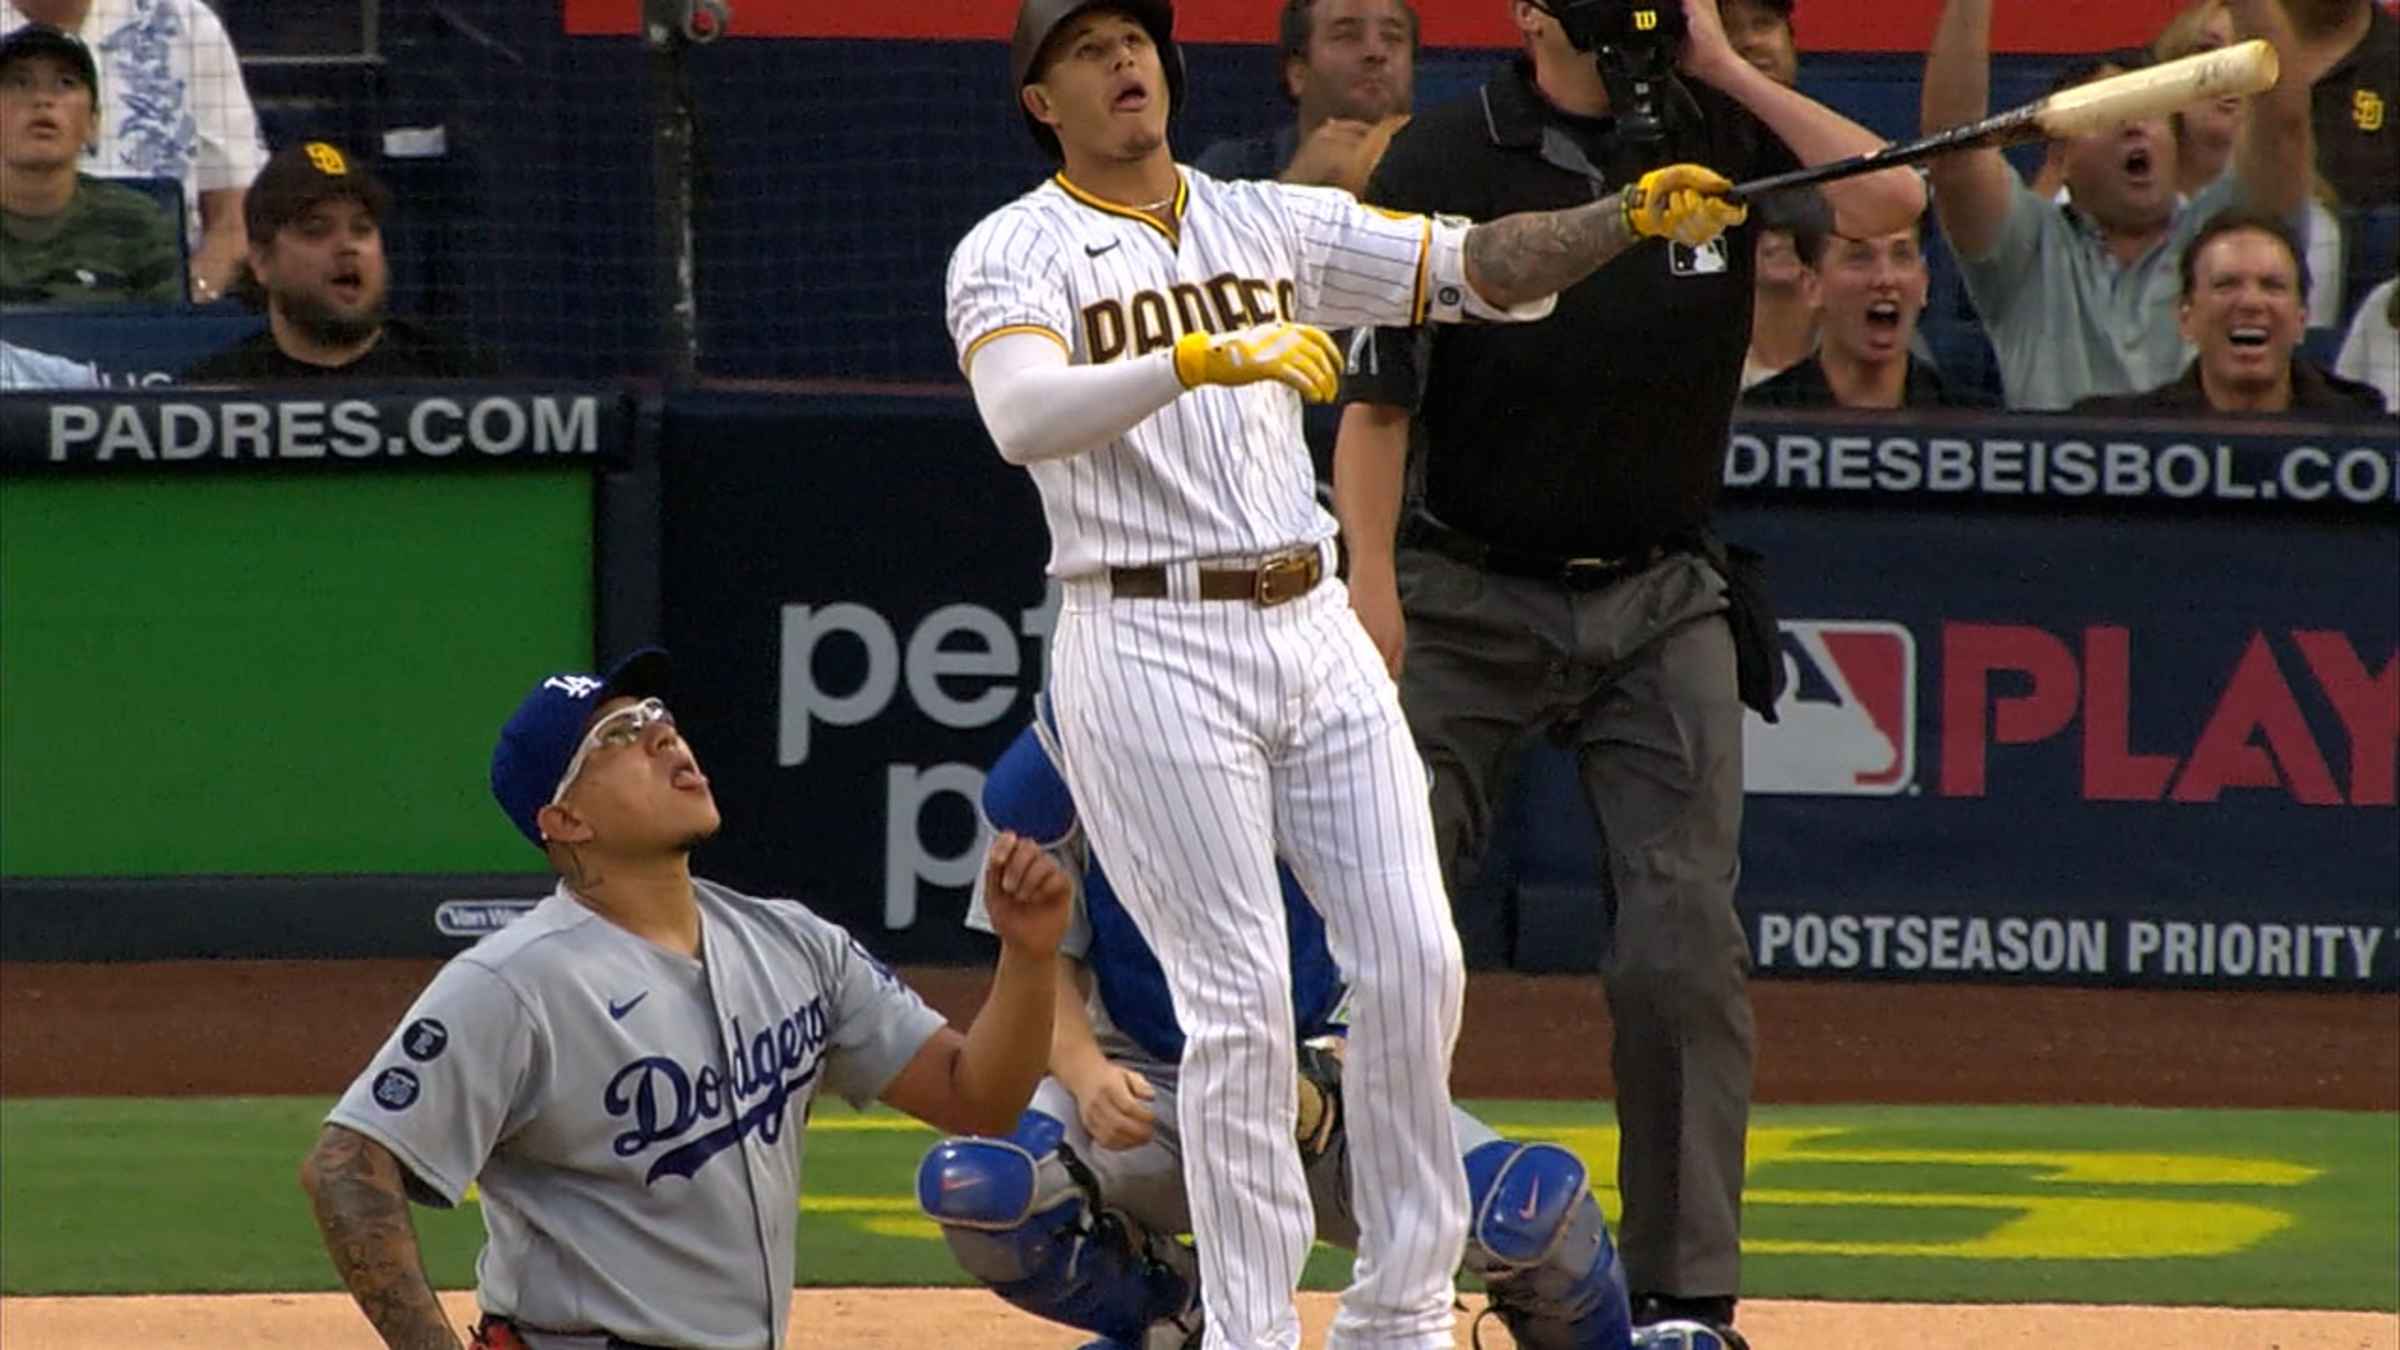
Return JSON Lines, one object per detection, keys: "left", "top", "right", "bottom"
{"left": 329, "top": 880, "right": 946, "bottom": 1349}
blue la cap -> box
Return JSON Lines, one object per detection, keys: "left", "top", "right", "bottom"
{"left": 489, "top": 647, "right": 673, "bottom": 847}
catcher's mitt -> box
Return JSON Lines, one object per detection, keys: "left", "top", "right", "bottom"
{"left": 1294, "top": 1040, "right": 1345, "bottom": 1163}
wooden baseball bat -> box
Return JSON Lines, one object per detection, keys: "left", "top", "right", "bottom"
{"left": 1724, "top": 38, "right": 2280, "bottom": 204}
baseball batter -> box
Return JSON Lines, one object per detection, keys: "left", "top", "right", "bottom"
{"left": 947, "top": 8, "right": 1747, "bottom": 1346}
{"left": 298, "top": 649, "right": 1072, "bottom": 1350}
{"left": 914, "top": 702, "right": 1740, "bottom": 1350}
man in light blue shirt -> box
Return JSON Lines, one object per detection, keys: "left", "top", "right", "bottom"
{"left": 1921, "top": 0, "right": 2315, "bottom": 410}
{"left": 0, "top": 336, "right": 95, "bottom": 388}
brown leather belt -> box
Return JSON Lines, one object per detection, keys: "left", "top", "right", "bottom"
{"left": 1107, "top": 547, "right": 1325, "bottom": 607}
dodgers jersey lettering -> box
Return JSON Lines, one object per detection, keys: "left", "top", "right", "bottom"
{"left": 945, "top": 168, "right": 1445, "bottom": 577}
{"left": 328, "top": 881, "right": 945, "bottom": 1350}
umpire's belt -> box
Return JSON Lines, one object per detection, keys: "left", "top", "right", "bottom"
{"left": 1404, "top": 510, "right": 1671, "bottom": 590}
{"left": 1107, "top": 546, "right": 1325, "bottom": 607}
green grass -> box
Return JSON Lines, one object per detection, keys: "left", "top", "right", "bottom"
{"left": 3, "top": 1098, "right": 2393, "bottom": 1310}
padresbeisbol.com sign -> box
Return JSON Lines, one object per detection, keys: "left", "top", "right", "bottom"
{"left": 1723, "top": 427, "right": 2398, "bottom": 508}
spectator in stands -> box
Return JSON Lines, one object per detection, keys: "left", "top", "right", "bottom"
{"left": 2332, "top": 274, "right": 2397, "bottom": 412}
{"left": 1194, "top": 0, "right": 1416, "bottom": 193}
{"left": 1746, "top": 210, "right": 1991, "bottom": 409}
{"left": 1742, "top": 185, "right": 1826, "bottom": 390}
{"left": 2278, "top": 0, "right": 2396, "bottom": 209}
{"left": 1720, "top": 0, "right": 1798, "bottom": 88}
{"left": 1730, "top": 1, "right": 1812, "bottom": 391}
{"left": 1924, "top": 0, "right": 2314, "bottom": 410}
{"left": 2153, "top": 0, "right": 2345, "bottom": 327}
{"left": 0, "top": 22, "right": 178, "bottom": 305}
{"left": 182, "top": 141, "right": 494, "bottom": 380}
{"left": 0, "top": 336, "right": 97, "bottom": 387}
{"left": 1, "top": 0, "right": 267, "bottom": 302}
{"left": 2074, "top": 209, "right": 2384, "bottom": 416}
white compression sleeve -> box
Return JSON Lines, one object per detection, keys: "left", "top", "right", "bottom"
{"left": 966, "top": 331, "right": 1187, "bottom": 465}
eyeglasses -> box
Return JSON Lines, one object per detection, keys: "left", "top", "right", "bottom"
{"left": 549, "top": 697, "right": 673, "bottom": 807}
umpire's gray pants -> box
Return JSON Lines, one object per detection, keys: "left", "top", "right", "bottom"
{"left": 1396, "top": 545, "right": 1754, "bottom": 1300}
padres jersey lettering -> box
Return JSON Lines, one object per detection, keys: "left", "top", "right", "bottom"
{"left": 947, "top": 168, "right": 1443, "bottom": 576}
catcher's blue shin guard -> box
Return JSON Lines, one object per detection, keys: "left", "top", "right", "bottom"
{"left": 1631, "top": 1321, "right": 1748, "bottom": 1350}
{"left": 916, "top": 1110, "right": 1201, "bottom": 1349}
{"left": 1462, "top": 1140, "right": 1635, "bottom": 1350}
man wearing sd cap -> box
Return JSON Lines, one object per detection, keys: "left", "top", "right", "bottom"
{"left": 182, "top": 140, "right": 494, "bottom": 381}
{"left": 1333, "top": 0, "right": 1923, "bottom": 1340}
{"left": 299, "top": 649, "right": 1073, "bottom": 1349}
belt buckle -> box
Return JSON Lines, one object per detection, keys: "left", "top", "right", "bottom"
{"left": 1253, "top": 550, "right": 1317, "bottom": 607}
{"left": 1559, "top": 554, "right": 1627, "bottom": 581}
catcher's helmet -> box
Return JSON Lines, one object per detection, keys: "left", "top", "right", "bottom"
{"left": 1010, "top": 0, "right": 1185, "bottom": 161}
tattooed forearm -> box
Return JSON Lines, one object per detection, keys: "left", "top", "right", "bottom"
{"left": 301, "top": 1126, "right": 462, "bottom": 1350}
{"left": 1461, "top": 194, "right": 1639, "bottom": 309}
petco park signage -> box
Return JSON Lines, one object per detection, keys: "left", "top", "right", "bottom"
{"left": 651, "top": 393, "right": 2394, "bottom": 987}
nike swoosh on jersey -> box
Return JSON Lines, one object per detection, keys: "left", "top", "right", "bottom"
{"left": 608, "top": 991, "right": 651, "bottom": 1020}
{"left": 1084, "top": 241, "right": 1121, "bottom": 257}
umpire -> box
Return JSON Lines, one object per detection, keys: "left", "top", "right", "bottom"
{"left": 1331, "top": 0, "right": 1922, "bottom": 1337}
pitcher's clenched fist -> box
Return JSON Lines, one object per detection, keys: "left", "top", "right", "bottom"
{"left": 982, "top": 830, "right": 1073, "bottom": 958}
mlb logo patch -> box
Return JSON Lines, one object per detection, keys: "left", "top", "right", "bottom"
{"left": 1743, "top": 621, "right": 1916, "bottom": 795}
{"left": 1671, "top": 237, "right": 1728, "bottom": 276}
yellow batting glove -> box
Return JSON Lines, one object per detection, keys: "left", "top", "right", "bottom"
{"left": 1172, "top": 323, "right": 1342, "bottom": 404}
{"left": 1622, "top": 163, "right": 1749, "bottom": 250}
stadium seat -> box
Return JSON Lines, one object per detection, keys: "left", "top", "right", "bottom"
{"left": 106, "top": 175, "right": 189, "bottom": 299}
{"left": 2339, "top": 205, "right": 2399, "bottom": 332}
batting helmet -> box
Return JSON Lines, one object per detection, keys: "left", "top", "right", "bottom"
{"left": 1009, "top": 0, "right": 1186, "bottom": 161}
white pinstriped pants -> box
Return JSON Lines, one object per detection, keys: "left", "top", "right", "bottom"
{"left": 1051, "top": 551, "right": 1468, "bottom": 1350}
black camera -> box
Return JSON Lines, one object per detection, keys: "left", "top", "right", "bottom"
{"left": 1544, "top": 0, "right": 1690, "bottom": 61}
{"left": 1534, "top": 0, "right": 1698, "bottom": 149}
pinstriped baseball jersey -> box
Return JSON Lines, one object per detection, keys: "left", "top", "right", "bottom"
{"left": 327, "top": 881, "right": 945, "bottom": 1350}
{"left": 945, "top": 167, "right": 1447, "bottom": 576}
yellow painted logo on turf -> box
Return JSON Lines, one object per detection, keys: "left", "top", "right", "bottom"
{"left": 1511, "top": 1126, "right": 2313, "bottom": 1261}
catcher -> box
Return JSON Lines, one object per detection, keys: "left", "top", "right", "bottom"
{"left": 915, "top": 696, "right": 1742, "bottom": 1350}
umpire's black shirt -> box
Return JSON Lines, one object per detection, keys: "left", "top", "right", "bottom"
{"left": 1350, "top": 59, "right": 1796, "bottom": 559}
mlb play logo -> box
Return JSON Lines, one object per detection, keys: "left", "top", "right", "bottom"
{"left": 1744, "top": 620, "right": 1916, "bottom": 795}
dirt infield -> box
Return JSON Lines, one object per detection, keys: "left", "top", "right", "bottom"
{"left": 2, "top": 961, "right": 2394, "bottom": 1109}
{"left": 2, "top": 1290, "right": 2396, "bottom": 1350}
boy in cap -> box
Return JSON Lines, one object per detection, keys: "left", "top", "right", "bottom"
{"left": 0, "top": 22, "right": 180, "bottom": 305}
